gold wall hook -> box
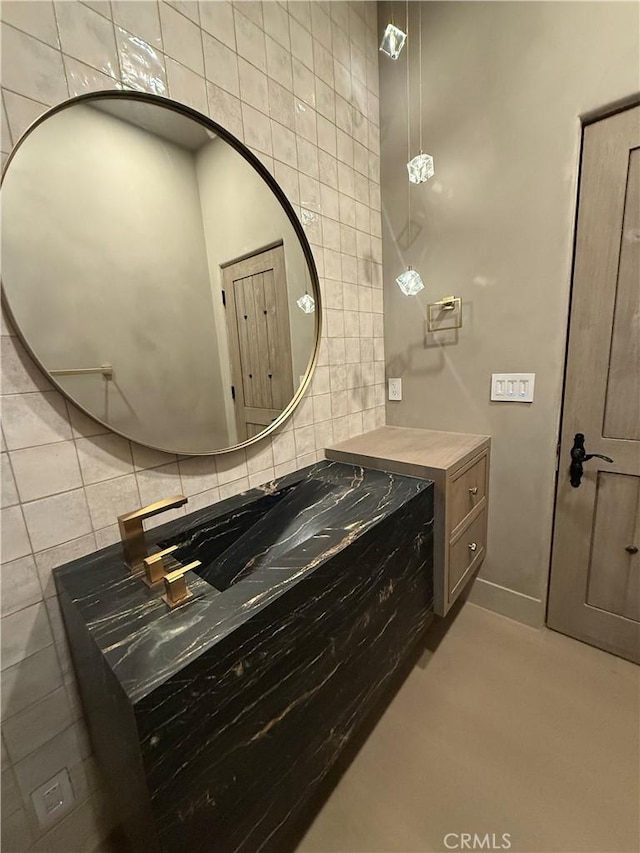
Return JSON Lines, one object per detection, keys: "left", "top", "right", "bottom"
{"left": 118, "top": 495, "right": 188, "bottom": 571}
{"left": 142, "top": 545, "right": 179, "bottom": 587}
{"left": 162, "top": 561, "right": 202, "bottom": 609}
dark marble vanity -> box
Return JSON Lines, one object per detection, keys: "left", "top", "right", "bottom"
{"left": 55, "top": 461, "right": 434, "bottom": 853}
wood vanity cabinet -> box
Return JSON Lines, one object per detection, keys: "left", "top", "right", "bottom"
{"left": 326, "top": 426, "right": 491, "bottom": 616}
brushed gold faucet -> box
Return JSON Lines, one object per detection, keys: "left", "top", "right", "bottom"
{"left": 142, "top": 545, "right": 179, "bottom": 587}
{"left": 118, "top": 496, "right": 188, "bottom": 571}
{"left": 162, "top": 562, "right": 201, "bottom": 609}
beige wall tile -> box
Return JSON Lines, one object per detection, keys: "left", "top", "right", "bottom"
{"left": 202, "top": 32, "right": 239, "bottom": 95}
{"left": 1, "top": 453, "right": 19, "bottom": 508}
{"left": 64, "top": 54, "right": 118, "bottom": 97}
{"left": 263, "top": 1, "right": 289, "bottom": 50}
{"left": 234, "top": 8, "right": 266, "bottom": 72}
{"left": 178, "top": 456, "right": 217, "bottom": 496}
{"left": 22, "top": 489, "right": 92, "bottom": 553}
{"left": 1, "top": 505, "right": 31, "bottom": 562}
{"left": 2, "top": 91, "right": 47, "bottom": 149}
{"left": 135, "top": 463, "right": 185, "bottom": 527}
{"left": 0, "top": 601, "right": 53, "bottom": 671}
{"left": 1, "top": 646, "right": 63, "bottom": 720}
{"left": 215, "top": 451, "right": 247, "bottom": 486}
{"left": 198, "top": 0, "right": 235, "bottom": 48}
{"left": 84, "top": 474, "right": 140, "bottom": 530}
{"left": 206, "top": 81, "right": 242, "bottom": 137}
{"left": 1, "top": 555, "right": 42, "bottom": 617}
{"left": 34, "top": 533, "right": 97, "bottom": 599}
{"left": 218, "top": 476, "right": 250, "bottom": 501}
{"left": 75, "top": 435, "right": 133, "bottom": 485}
{"left": 0, "top": 24, "right": 67, "bottom": 104}
{"left": 1, "top": 807, "right": 33, "bottom": 852}
{"left": 1, "top": 766, "right": 22, "bottom": 817}
{"left": 1, "top": 336, "right": 52, "bottom": 396}
{"left": 165, "top": 56, "right": 207, "bottom": 112}
{"left": 112, "top": 0, "right": 162, "bottom": 49}
{"left": 159, "top": 2, "right": 203, "bottom": 75}
{"left": 115, "top": 25, "right": 167, "bottom": 95}
{"left": 238, "top": 56, "right": 268, "bottom": 111}
{"left": 0, "top": 0, "right": 59, "bottom": 47}
{"left": 54, "top": 1, "right": 119, "bottom": 77}
{"left": 3, "top": 687, "right": 73, "bottom": 764}
{"left": 10, "top": 442, "right": 82, "bottom": 503}
{"left": 2, "top": 392, "right": 72, "bottom": 450}
{"left": 166, "top": 1, "right": 199, "bottom": 26}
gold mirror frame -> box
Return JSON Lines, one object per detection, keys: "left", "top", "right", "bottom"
{"left": 1, "top": 90, "right": 322, "bottom": 456}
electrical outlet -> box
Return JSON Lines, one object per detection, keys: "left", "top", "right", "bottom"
{"left": 31, "top": 769, "right": 75, "bottom": 829}
{"left": 388, "top": 378, "right": 402, "bottom": 401}
{"left": 490, "top": 373, "right": 535, "bottom": 403}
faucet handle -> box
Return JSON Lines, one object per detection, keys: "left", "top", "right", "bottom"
{"left": 142, "top": 545, "right": 179, "bottom": 587}
{"left": 118, "top": 495, "right": 188, "bottom": 571}
{"left": 162, "top": 561, "right": 201, "bottom": 609}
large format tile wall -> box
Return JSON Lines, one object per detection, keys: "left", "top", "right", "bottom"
{"left": 0, "top": 2, "right": 384, "bottom": 850}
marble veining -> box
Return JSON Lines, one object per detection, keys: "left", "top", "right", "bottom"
{"left": 55, "top": 461, "right": 434, "bottom": 852}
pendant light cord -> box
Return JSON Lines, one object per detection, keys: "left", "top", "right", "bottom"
{"left": 419, "top": 2, "right": 423, "bottom": 153}
{"left": 406, "top": 0, "right": 411, "bottom": 229}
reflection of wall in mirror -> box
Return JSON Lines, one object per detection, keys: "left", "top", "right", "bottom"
{"left": 195, "top": 137, "right": 314, "bottom": 435}
{"left": 2, "top": 104, "right": 230, "bottom": 453}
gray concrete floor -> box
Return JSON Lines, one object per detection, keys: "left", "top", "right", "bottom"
{"left": 296, "top": 602, "right": 640, "bottom": 853}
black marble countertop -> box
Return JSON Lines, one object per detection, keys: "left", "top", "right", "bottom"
{"left": 54, "top": 461, "right": 431, "bottom": 704}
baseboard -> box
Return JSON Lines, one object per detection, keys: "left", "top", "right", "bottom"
{"left": 467, "top": 577, "right": 546, "bottom": 628}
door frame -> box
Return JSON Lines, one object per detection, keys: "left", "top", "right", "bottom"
{"left": 545, "top": 93, "right": 640, "bottom": 627}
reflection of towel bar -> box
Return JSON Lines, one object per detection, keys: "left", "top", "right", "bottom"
{"left": 50, "top": 364, "right": 113, "bottom": 379}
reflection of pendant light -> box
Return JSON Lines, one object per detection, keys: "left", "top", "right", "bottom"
{"left": 406, "top": 4, "right": 434, "bottom": 184}
{"left": 379, "top": 23, "right": 406, "bottom": 60}
{"left": 297, "top": 292, "right": 315, "bottom": 313}
{"left": 380, "top": 1, "right": 406, "bottom": 59}
{"left": 396, "top": 266, "right": 425, "bottom": 296}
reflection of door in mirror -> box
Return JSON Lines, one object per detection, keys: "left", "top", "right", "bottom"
{"left": 223, "top": 245, "right": 294, "bottom": 441}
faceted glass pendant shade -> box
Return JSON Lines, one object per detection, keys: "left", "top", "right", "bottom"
{"left": 407, "top": 153, "right": 435, "bottom": 184}
{"left": 297, "top": 293, "right": 315, "bottom": 313}
{"left": 395, "top": 268, "right": 425, "bottom": 296}
{"left": 379, "top": 23, "right": 407, "bottom": 60}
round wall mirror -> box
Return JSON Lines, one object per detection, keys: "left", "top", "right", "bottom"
{"left": 1, "top": 92, "right": 321, "bottom": 455}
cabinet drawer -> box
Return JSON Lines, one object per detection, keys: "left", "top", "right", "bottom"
{"left": 448, "top": 510, "right": 486, "bottom": 599}
{"left": 449, "top": 454, "right": 487, "bottom": 532}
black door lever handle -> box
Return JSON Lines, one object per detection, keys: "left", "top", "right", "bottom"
{"left": 569, "top": 433, "right": 614, "bottom": 488}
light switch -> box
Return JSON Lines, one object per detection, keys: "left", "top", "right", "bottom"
{"left": 491, "top": 373, "right": 535, "bottom": 403}
{"left": 388, "top": 378, "right": 402, "bottom": 401}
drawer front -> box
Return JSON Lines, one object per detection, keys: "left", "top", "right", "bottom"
{"left": 448, "top": 510, "right": 486, "bottom": 599}
{"left": 449, "top": 453, "right": 487, "bottom": 533}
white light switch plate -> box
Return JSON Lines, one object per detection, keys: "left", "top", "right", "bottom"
{"left": 491, "top": 373, "right": 535, "bottom": 402}
{"left": 388, "top": 378, "right": 402, "bottom": 401}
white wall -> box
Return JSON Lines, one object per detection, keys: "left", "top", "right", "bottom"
{"left": 380, "top": 1, "right": 639, "bottom": 625}
{"left": 0, "top": 3, "right": 384, "bottom": 850}
{"left": 2, "top": 103, "right": 230, "bottom": 453}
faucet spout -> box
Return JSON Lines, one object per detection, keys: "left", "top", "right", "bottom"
{"left": 118, "top": 495, "right": 188, "bottom": 571}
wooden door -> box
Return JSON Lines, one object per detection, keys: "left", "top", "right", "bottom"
{"left": 547, "top": 105, "right": 640, "bottom": 663}
{"left": 222, "top": 244, "right": 294, "bottom": 441}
